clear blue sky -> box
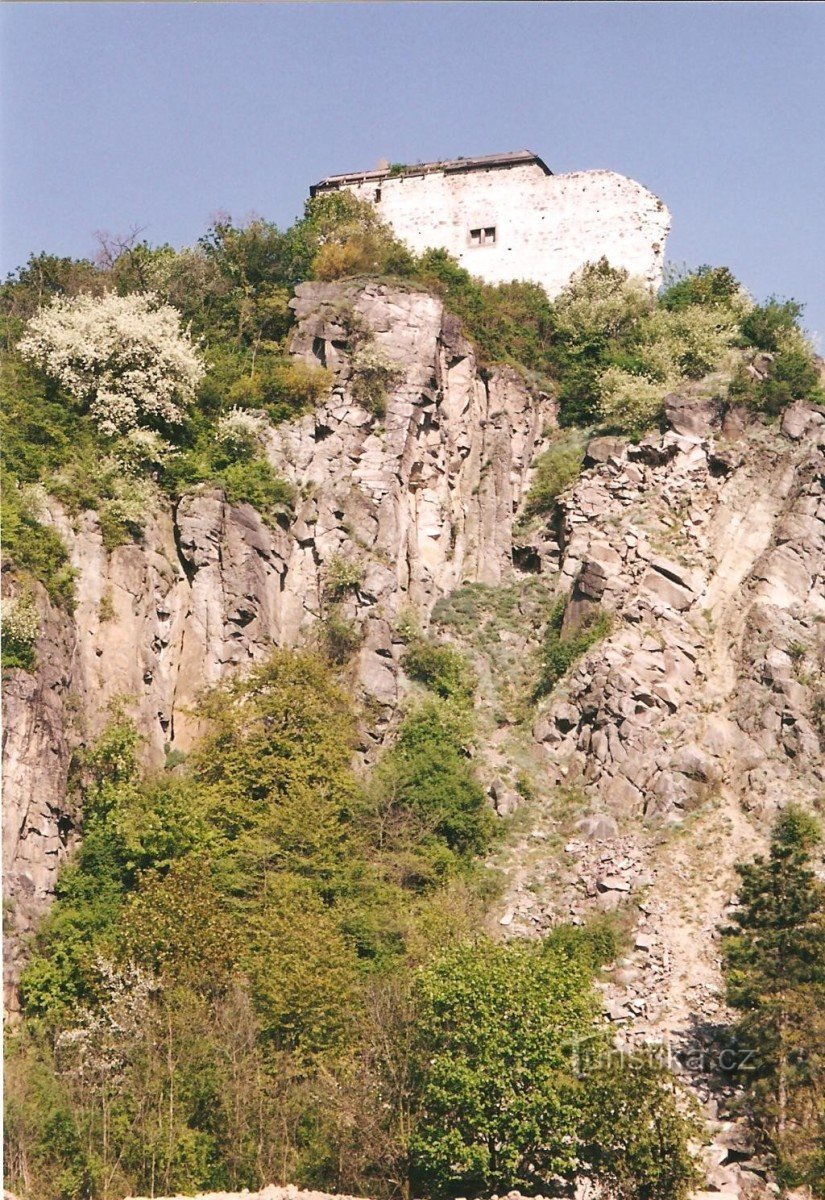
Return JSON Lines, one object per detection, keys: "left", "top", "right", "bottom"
{"left": 2, "top": 2, "right": 824, "bottom": 341}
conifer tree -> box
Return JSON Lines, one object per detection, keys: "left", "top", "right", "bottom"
{"left": 723, "top": 806, "right": 825, "bottom": 1190}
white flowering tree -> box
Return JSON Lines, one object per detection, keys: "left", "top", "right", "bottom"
{"left": 18, "top": 291, "right": 204, "bottom": 436}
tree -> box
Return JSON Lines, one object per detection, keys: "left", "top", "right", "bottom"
{"left": 578, "top": 1051, "right": 699, "bottom": 1200}
{"left": 18, "top": 291, "right": 204, "bottom": 434}
{"left": 409, "top": 940, "right": 597, "bottom": 1196}
{"left": 722, "top": 806, "right": 825, "bottom": 1190}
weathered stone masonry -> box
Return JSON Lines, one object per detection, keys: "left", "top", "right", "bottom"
{"left": 311, "top": 150, "right": 671, "bottom": 297}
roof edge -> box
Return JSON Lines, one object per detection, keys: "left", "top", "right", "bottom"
{"left": 310, "top": 150, "right": 552, "bottom": 195}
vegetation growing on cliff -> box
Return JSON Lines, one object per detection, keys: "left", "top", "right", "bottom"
{"left": 2, "top": 193, "right": 821, "bottom": 630}
{"left": 4, "top": 649, "right": 698, "bottom": 1200}
{"left": 722, "top": 808, "right": 825, "bottom": 1195}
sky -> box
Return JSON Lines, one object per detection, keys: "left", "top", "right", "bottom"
{"left": 2, "top": 2, "right": 824, "bottom": 340}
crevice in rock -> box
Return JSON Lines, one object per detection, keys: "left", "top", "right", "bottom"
{"left": 171, "top": 498, "right": 197, "bottom": 585}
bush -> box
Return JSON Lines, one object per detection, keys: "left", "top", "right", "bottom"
{"left": 524, "top": 432, "right": 587, "bottom": 516}
{"left": 540, "top": 595, "right": 613, "bottom": 694}
{"left": 215, "top": 407, "right": 268, "bottom": 459}
{"left": 226, "top": 354, "right": 332, "bottom": 424}
{"left": 578, "top": 1051, "right": 700, "bottom": 1200}
{"left": 323, "top": 554, "right": 364, "bottom": 601}
{"left": 350, "top": 343, "right": 402, "bottom": 416}
{"left": 660, "top": 264, "right": 743, "bottom": 312}
{"left": 18, "top": 291, "right": 204, "bottom": 435}
{"left": 318, "top": 610, "right": 363, "bottom": 664}
{"left": 1, "top": 482, "right": 75, "bottom": 607}
{"left": 402, "top": 638, "right": 476, "bottom": 703}
{"left": 596, "top": 366, "right": 666, "bottom": 436}
{"left": 729, "top": 346, "right": 824, "bottom": 417}
{"left": 410, "top": 939, "right": 598, "bottom": 1195}
{"left": 218, "top": 457, "right": 294, "bottom": 518}
{"left": 740, "top": 297, "right": 806, "bottom": 352}
{"left": 2, "top": 591, "right": 39, "bottom": 671}
{"left": 378, "top": 699, "right": 493, "bottom": 859}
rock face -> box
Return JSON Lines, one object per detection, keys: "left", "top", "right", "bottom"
{"left": 531, "top": 401, "right": 825, "bottom": 824}
{"left": 4, "top": 281, "right": 824, "bottom": 1196}
{"left": 2, "top": 280, "right": 555, "bottom": 1007}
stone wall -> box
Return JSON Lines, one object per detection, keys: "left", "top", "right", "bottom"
{"left": 339, "top": 163, "right": 670, "bottom": 295}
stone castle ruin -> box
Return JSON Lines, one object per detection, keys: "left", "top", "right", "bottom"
{"left": 311, "top": 150, "right": 671, "bottom": 297}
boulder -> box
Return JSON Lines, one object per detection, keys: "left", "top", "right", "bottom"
{"left": 663, "top": 390, "right": 722, "bottom": 437}
{"left": 585, "top": 436, "right": 626, "bottom": 464}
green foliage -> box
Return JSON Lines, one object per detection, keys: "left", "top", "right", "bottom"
{"left": 287, "top": 192, "right": 416, "bottom": 284}
{"left": 523, "top": 431, "right": 587, "bottom": 516}
{"left": 1, "top": 483, "right": 75, "bottom": 608}
{"left": 410, "top": 938, "right": 597, "bottom": 1195}
{"left": 660, "top": 264, "right": 742, "bottom": 312}
{"left": 729, "top": 346, "right": 824, "bottom": 417}
{"left": 323, "top": 554, "right": 364, "bottom": 601}
{"left": 740, "top": 298, "right": 806, "bottom": 352}
{"left": 543, "top": 910, "right": 629, "bottom": 972}
{"left": 317, "top": 609, "right": 364, "bottom": 664}
{"left": 227, "top": 352, "right": 332, "bottom": 423}
{"left": 374, "top": 699, "right": 493, "bottom": 864}
{"left": 402, "top": 637, "right": 477, "bottom": 703}
{"left": 722, "top": 807, "right": 825, "bottom": 1192}
{"left": 2, "top": 589, "right": 39, "bottom": 672}
{"left": 539, "top": 595, "right": 613, "bottom": 694}
{"left": 218, "top": 456, "right": 294, "bottom": 516}
{"left": 414, "top": 248, "right": 555, "bottom": 373}
{"left": 578, "top": 1051, "right": 700, "bottom": 1200}
{"left": 350, "top": 342, "right": 402, "bottom": 416}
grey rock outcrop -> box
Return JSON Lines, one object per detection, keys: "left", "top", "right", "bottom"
{"left": 2, "top": 280, "right": 555, "bottom": 1002}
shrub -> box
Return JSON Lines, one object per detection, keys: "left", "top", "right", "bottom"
{"left": 410, "top": 939, "right": 598, "bottom": 1195}
{"left": 380, "top": 699, "right": 493, "bottom": 859}
{"left": 215, "top": 406, "right": 268, "bottom": 459}
{"left": 660, "top": 264, "right": 743, "bottom": 312}
{"left": 578, "top": 1051, "right": 700, "bottom": 1200}
{"left": 402, "top": 637, "right": 476, "bottom": 704}
{"left": 1, "top": 482, "right": 75, "bottom": 607}
{"left": 18, "top": 291, "right": 204, "bottom": 435}
{"left": 551, "top": 259, "right": 652, "bottom": 346}
{"left": 350, "top": 343, "right": 402, "bottom": 416}
{"left": 729, "top": 346, "right": 824, "bottom": 417}
{"left": 219, "top": 457, "right": 294, "bottom": 518}
{"left": 2, "top": 591, "right": 39, "bottom": 671}
{"left": 540, "top": 595, "right": 613, "bottom": 694}
{"left": 740, "top": 297, "right": 806, "bottom": 352}
{"left": 323, "top": 554, "right": 364, "bottom": 601}
{"left": 524, "top": 432, "right": 587, "bottom": 516}
{"left": 318, "top": 610, "right": 363, "bottom": 664}
{"left": 596, "top": 366, "right": 666, "bottom": 436}
{"left": 227, "top": 355, "right": 332, "bottom": 424}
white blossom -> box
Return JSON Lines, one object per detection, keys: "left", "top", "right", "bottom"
{"left": 2, "top": 592, "right": 39, "bottom": 649}
{"left": 216, "top": 406, "right": 269, "bottom": 457}
{"left": 18, "top": 291, "right": 204, "bottom": 435}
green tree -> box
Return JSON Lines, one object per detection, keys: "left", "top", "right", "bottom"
{"left": 578, "top": 1051, "right": 700, "bottom": 1200}
{"left": 722, "top": 806, "right": 825, "bottom": 1189}
{"left": 410, "top": 940, "right": 597, "bottom": 1196}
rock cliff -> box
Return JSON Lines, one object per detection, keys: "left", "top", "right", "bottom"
{"left": 2, "top": 280, "right": 555, "bottom": 1008}
{"left": 3, "top": 280, "right": 824, "bottom": 1190}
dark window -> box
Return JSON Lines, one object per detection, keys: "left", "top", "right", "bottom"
{"left": 374, "top": 187, "right": 382, "bottom": 202}
{"left": 469, "top": 226, "right": 496, "bottom": 247}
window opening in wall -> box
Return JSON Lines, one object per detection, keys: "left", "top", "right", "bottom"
{"left": 469, "top": 226, "right": 496, "bottom": 247}
{"left": 374, "top": 187, "right": 382, "bottom": 202}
